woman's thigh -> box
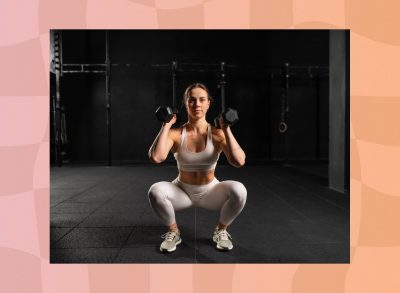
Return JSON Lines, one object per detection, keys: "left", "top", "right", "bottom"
{"left": 196, "top": 181, "right": 237, "bottom": 210}
{"left": 149, "top": 181, "right": 193, "bottom": 211}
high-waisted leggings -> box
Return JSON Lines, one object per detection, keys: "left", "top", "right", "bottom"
{"left": 148, "top": 177, "right": 247, "bottom": 226}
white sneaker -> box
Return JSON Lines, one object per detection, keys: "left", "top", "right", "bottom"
{"left": 213, "top": 228, "right": 233, "bottom": 251}
{"left": 160, "top": 230, "right": 182, "bottom": 252}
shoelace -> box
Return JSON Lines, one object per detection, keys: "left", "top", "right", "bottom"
{"left": 161, "top": 231, "right": 178, "bottom": 242}
{"left": 216, "top": 229, "right": 232, "bottom": 241}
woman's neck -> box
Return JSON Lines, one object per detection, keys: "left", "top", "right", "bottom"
{"left": 186, "top": 118, "right": 208, "bottom": 133}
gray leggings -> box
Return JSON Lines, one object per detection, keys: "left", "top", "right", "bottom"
{"left": 148, "top": 177, "right": 247, "bottom": 226}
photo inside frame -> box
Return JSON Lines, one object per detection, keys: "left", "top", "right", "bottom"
{"left": 50, "top": 29, "right": 349, "bottom": 264}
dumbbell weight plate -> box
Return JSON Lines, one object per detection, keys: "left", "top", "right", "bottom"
{"left": 223, "top": 108, "right": 239, "bottom": 125}
{"left": 214, "top": 108, "right": 239, "bottom": 128}
{"left": 155, "top": 106, "right": 174, "bottom": 122}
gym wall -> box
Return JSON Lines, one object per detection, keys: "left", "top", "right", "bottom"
{"left": 53, "top": 30, "right": 329, "bottom": 165}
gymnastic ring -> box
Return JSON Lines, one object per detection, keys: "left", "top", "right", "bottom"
{"left": 279, "top": 122, "right": 288, "bottom": 133}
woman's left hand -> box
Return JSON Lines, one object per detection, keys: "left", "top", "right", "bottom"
{"left": 218, "top": 114, "right": 228, "bottom": 130}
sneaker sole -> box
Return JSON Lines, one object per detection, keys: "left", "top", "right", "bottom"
{"left": 160, "top": 238, "right": 182, "bottom": 253}
{"left": 213, "top": 239, "right": 233, "bottom": 251}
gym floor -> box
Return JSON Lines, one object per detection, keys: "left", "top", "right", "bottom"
{"left": 50, "top": 164, "right": 349, "bottom": 263}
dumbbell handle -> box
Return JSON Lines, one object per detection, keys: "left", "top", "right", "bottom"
{"left": 214, "top": 114, "right": 224, "bottom": 129}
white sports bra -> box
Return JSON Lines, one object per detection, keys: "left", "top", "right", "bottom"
{"left": 174, "top": 124, "right": 221, "bottom": 172}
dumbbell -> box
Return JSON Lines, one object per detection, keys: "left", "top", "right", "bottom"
{"left": 214, "top": 108, "right": 239, "bottom": 128}
{"left": 155, "top": 106, "right": 178, "bottom": 123}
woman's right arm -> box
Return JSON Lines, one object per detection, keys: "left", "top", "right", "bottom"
{"left": 148, "top": 114, "right": 177, "bottom": 163}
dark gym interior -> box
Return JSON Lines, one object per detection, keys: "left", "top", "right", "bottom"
{"left": 50, "top": 30, "right": 349, "bottom": 263}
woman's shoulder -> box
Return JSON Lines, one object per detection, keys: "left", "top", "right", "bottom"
{"left": 169, "top": 125, "right": 184, "bottom": 153}
{"left": 169, "top": 125, "right": 184, "bottom": 140}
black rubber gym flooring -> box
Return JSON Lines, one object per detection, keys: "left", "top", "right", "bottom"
{"left": 50, "top": 164, "right": 349, "bottom": 263}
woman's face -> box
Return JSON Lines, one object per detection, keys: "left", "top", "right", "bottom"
{"left": 185, "top": 87, "right": 210, "bottom": 119}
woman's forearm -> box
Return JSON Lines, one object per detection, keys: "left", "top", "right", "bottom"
{"left": 148, "top": 123, "right": 172, "bottom": 163}
{"left": 222, "top": 126, "right": 246, "bottom": 167}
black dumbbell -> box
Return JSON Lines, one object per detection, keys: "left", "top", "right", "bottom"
{"left": 155, "top": 106, "right": 178, "bottom": 123}
{"left": 214, "top": 108, "right": 239, "bottom": 128}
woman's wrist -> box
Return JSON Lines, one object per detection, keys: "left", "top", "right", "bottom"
{"left": 162, "top": 122, "right": 172, "bottom": 129}
{"left": 221, "top": 124, "right": 230, "bottom": 132}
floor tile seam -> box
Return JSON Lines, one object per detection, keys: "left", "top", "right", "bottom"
{"left": 64, "top": 184, "right": 133, "bottom": 203}
{"left": 74, "top": 209, "right": 135, "bottom": 229}
{"left": 50, "top": 215, "right": 92, "bottom": 245}
{"left": 51, "top": 197, "right": 118, "bottom": 245}
{"left": 113, "top": 227, "right": 137, "bottom": 263}
{"left": 51, "top": 181, "right": 107, "bottom": 208}
{"left": 73, "top": 188, "right": 133, "bottom": 220}
{"left": 74, "top": 215, "right": 144, "bottom": 224}
{"left": 104, "top": 180, "right": 139, "bottom": 197}
{"left": 50, "top": 213, "right": 92, "bottom": 229}
{"left": 270, "top": 174, "right": 349, "bottom": 212}
{"left": 50, "top": 227, "right": 74, "bottom": 244}
{"left": 113, "top": 204, "right": 153, "bottom": 262}
{"left": 99, "top": 182, "right": 142, "bottom": 205}
{"left": 50, "top": 204, "right": 104, "bottom": 214}
{"left": 134, "top": 200, "right": 150, "bottom": 225}
{"left": 51, "top": 170, "right": 134, "bottom": 204}
{"left": 248, "top": 176, "right": 314, "bottom": 223}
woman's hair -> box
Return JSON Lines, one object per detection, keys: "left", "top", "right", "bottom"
{"left": 182, "top": 83, "right": 214, "bottom": 105}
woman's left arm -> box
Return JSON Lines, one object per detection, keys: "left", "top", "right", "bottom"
{"left": 219, "top": 125, "right": 246, "bottom": 168}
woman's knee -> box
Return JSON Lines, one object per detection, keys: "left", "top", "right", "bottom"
{"left": 227, "top": 181, "right": 247, "bottom": 205}
{"left": 148, "top": 182, "right": 167, "bottom": 203}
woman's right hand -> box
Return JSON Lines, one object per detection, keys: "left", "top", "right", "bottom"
{"left": 164, "top": 114, "right": 177, "bottom": 128}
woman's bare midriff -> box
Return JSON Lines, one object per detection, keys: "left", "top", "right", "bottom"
{"left": 179, "top": 169, "right": 215, "bottom": 185}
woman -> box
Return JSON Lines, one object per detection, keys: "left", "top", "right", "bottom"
{"left": 148, "top": 83, "right": 247, "bottom": 253}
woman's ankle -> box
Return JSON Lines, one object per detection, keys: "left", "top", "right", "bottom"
{"left": 168, "top": 223, "right": 179, "bottom": 232}
{"left": 217, "top": 222, "right": 228, "bottom": 230}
